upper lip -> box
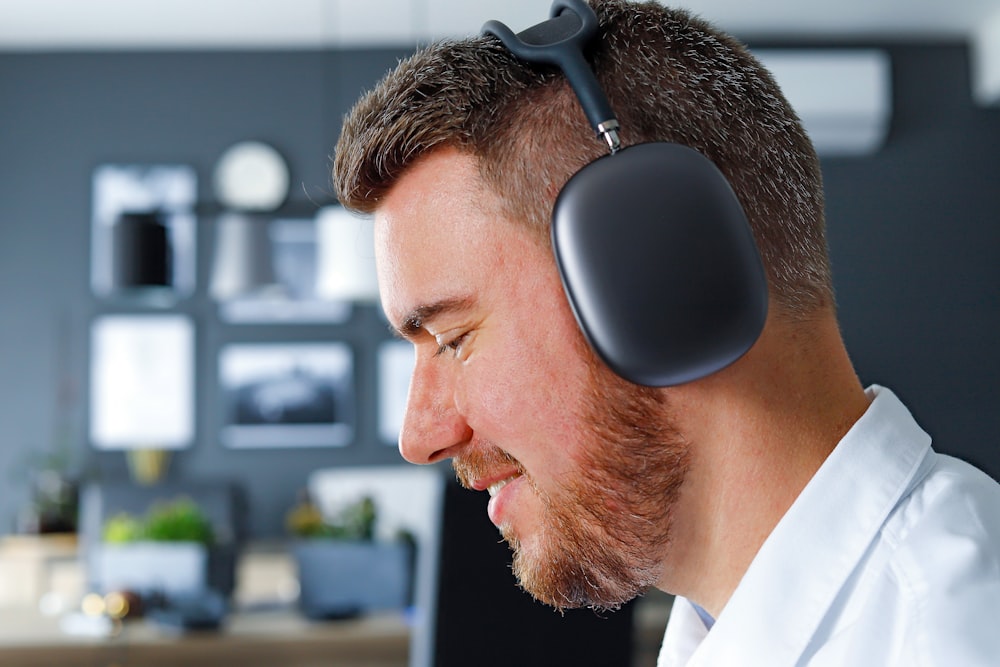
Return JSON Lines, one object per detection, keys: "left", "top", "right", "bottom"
{"left": 470, "top": 469, "right": 522, "bottom": 493}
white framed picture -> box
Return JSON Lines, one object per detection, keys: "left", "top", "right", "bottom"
{"left": 218, "top": 342, "right": 354, "bottom": 449}
{"left": 91, "top": 164, "right": 196, "bottom": 299}
{"left": 377, "top": 340, "right": 415, "bottom": 446}
{"left": 214, "top": 217, "right": 353, "bottom": 324}
{"left": 89, "top": 314, "right": 194, "bottom": 450}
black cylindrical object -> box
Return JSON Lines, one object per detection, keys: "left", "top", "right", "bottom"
{"left": 111, "top": 211, "right": 172, "bottom": 289}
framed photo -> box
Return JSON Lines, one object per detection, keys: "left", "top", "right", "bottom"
{"left": 89, "top": 314, "right": 194, "bottom": 450}
{"left": 377, "top": 340, "right": 415, "bottom": 446}
{"left": 215, "top": 207, "right": 380, "bottom": 324}
{"left": 219, "top": 342, "right": 354, "bottom": 449}
{"left": 91, "top": 164, "right": 196, "bottom": 299}
{"left": 215, "top": 217, "right": 353, "bottom": 324}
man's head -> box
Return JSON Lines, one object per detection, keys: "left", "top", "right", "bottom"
{"left": 368, "top": 146, "right": 691, "bottom": 611}
{"left": 333, "top": 0, "right": 834, "bottom": 611}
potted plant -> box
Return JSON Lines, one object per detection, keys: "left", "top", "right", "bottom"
{"left": 286, "top": 493, "right": 412, "bottom": 619}
{"left": 95, "top": 497, "right": 225, "bottom": 600}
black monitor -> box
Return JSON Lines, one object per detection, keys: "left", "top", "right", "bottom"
{"left": 427, "top": 477, "right": 636, "bottom": 666}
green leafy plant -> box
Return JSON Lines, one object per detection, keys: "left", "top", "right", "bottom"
{"left": 286, "top": 494, "right": 376, "bottom": 541}
{"left": 102, "top": 513, "right": 146, "bottom": 544}
{"left": 102, "top": 497, "right": 214, "bottom": 545}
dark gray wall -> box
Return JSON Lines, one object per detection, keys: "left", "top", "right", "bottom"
{"left": 0, "top": 48, "right": 414, "bottom": 537}
{"left": 1, "top": 43, "right": 997, "bottom": 538}
{"left": 824, "top": 44, "right": 1000, "bottom": 476}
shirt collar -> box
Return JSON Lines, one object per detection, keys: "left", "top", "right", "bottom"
{"left": 684, "top": 385, "right": 933, "bottom": 665}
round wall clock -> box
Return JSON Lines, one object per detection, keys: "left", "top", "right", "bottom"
{"left": 213, "top": 140, "right": 290, "bottom": 211}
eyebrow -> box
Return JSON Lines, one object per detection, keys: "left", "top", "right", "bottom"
{"left": 394, "top": 296, "right": 476, "bottom": 340}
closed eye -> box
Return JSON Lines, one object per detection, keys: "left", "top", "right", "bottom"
{"left": 435, "top": 332, "right": 469, "bottom": 358}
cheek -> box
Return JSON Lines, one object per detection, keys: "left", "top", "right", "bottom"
{"left": 462, "top": 325, "right": 592, "bottom": 468}
{"left": 462, "top": 344, "right": 552, "bottom": 427}
{"left": 463, "top": 247, "right": 595, "bottom": 461}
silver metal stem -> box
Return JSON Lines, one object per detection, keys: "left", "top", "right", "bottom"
{"left": 597, "top": 119, "right": 621, "bottom": 154}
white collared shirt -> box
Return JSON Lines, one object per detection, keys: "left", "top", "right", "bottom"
{"left": 658, "top": 385, "right": 1000, "bottom": 666}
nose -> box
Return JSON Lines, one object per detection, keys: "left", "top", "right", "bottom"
{"left": 398, "top": 353, "right": 471, "bottom": 464}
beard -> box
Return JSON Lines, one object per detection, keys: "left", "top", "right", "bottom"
{"left": 453, "top": 351, "right": 691, "bottom": 612}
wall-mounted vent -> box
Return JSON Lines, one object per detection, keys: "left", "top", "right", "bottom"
{"left": 756, "top": 50, "right": 892, "bottom": 156}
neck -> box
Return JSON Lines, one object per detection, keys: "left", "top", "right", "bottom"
{"left": 658, "top": 307, "right": 870, "bottom": 618}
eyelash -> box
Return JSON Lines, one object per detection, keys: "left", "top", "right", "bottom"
{"left": 436, "top": 333, "right": 469, "bottom": 357}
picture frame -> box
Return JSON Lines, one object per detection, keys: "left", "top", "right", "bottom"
{"left": 377, "top": 340, "right": 415, "bottom": 446}
{"left": 218, "top": 342, "right": 354, "bottom": 449}
{"left": 91, "top": 164, "right": 197, "bottom": 300}
{"left": 89, "top": 314, "right": 195, "bottom": 450}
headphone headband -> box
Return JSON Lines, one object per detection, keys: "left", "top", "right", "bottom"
{"left": 482, "top": 0, "right": 620, "bottom": 153}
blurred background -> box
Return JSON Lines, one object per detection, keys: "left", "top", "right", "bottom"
{"left": 0, "top": 1, "right": 998, "bottom": 665}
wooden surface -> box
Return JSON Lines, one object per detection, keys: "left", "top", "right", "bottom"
{"left": 0, "top": 607, "right": 410, "bottom": 667}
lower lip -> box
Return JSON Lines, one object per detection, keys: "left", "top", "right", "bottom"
{"left": 487, "top": 476, "right": 523, "bottom": 527}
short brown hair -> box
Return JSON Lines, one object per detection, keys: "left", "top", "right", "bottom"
{"left": 334, "top": 0, "right": 832, "bottom": 315}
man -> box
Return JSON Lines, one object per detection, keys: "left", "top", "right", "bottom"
{"left": 333, "top": 0, "right": 1000, "bottom": 664}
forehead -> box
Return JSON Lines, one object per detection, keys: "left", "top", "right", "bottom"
{"left": 373, "top": 148, "right": 546, "bottom": 325}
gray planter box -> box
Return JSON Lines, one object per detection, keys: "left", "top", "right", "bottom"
{"left": 293, "top": 540, "right": 411, "bottom": 619}
{"left": 90, "top": 542, "right": 237, "bottom": 598}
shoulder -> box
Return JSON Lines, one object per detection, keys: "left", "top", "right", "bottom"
{"left": 878, "top": 453, "right": 1000, "bottom": 663}
{"left": 886, "top": 452, "right": 1000, "bottom": 554}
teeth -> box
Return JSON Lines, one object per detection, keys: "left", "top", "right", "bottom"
{"left": 487, "top": 475, "right": 518, "bottom": 497}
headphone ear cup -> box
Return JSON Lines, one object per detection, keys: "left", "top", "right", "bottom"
{"left": 552, "top": 142, "right": 768, "bottom": 386}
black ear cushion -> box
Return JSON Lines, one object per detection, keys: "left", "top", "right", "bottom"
{"left": 552, "top": 142, "right": 769, "bottom": 386}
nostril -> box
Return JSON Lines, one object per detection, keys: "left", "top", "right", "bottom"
{"left": 398, "top": 410, "right": 473, "bottom": 465}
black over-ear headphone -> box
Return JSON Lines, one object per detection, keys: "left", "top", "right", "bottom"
{"left": 483, "top": 0, "right": 768, "bottom": 387}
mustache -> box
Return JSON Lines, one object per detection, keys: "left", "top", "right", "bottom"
{"left": 452, "top": 442, "right": 525, "bottom": 490}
